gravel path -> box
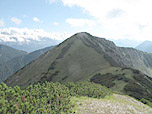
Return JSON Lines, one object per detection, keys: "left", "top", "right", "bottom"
{"left": 74, "top": 94, "right": 152, "bottom": 114}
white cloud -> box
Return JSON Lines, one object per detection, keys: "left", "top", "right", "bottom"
{"left": 54, "top": 22, "right": 59, "bottom": 26}
{"left": 107, "top": 9, "right": 125, "bottom": 18}
{"left": 33, "top": 17, "right": 39, "bottom": 22}
{"left": 33, "top": 17, "right": 43, "bottom": 23}
{"left": 0, "top": 19, "right": 5, "bottom": 27}
{"left": 50, "top": 0, "right": 58, "bottom": 3}
{"left": 55, "top": 0, "right": 152, "bottom": 41}
{"left": 66, "top": 18, "right": 96, "bottom": 27}
{"left": 46, "top": 0, "right": 59, "bottom": 3}
{"left": 0, "top": 27, "right": 69, "bottom": 42}
{"left": 10, "top": 17, "right": 22, "bottom": 25}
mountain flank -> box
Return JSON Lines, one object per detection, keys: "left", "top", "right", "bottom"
{"left": 5, "top": 32, "right": 152, "bottom": 102}
{"left": 0, "top": 46, "right": 53, "bottom": 82}
{"left": 0, "top": 44, "right": 27, "bottom": 64}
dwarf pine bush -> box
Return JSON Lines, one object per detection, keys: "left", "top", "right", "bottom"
{"left": 0, "top": 82, "right": 72, "bottom": 114}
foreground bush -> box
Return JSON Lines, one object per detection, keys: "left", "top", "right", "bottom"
{"left": 0, "top": 82, "right": 72, "bottom": 114}
{"left": 0, "top": 81, "right": 112, "bottom": 113}
{"left": 140, "top": 98, "right": 152, "bottom": 107}
{"left": 64, "top": 82, "right": 112, "bottom": 98}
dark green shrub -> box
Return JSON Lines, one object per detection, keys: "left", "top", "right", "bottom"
{"left": 64, "top": 82, "right": 112, "bottom": 98}
{"left": 140, "top": 98, "right": 152, "bottom": 107}
{"left": 0, "top": 82, "right": 72, "bottom": 114}
{"left": 0, "top": 81, "right": 112, "bottom": 113}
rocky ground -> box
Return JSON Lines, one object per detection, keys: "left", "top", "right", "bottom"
{"left": 72, "top": 94, "right": 152, "bottom": 114}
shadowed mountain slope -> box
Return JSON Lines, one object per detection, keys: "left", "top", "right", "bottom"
{"left": 0, "top": 46, "right": 53, "bottom": 82}
{"left": 0, "top": 44, "right": 27, "bottom": 64}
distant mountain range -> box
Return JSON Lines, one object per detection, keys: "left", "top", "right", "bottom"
{"left": 0, "top": 44, "right": 27, "bottom": 64}
{"left": 136, "top": 41, "right": 152, "bottom": 53}
{"left": 5, "top": 32, "right": 152, "bottom": 102}
{"left": 0, "top": 38, "right": 59, "bottom": 52}
{"left": 111, "top": 39, "right": 142, "bottom": 48}
{"left": 0, "top": 28, "right": 64, "bottom": 52}
{"left": 0, "top": 45, "right": 53, "bottom": 82}
{"left": 1, "top": 38, "right": 144, "bottom": 53}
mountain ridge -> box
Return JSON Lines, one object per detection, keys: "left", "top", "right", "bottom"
{"left": 5, "top": 32, "right": 152, "bottom": 102}
{"left": 5, "top": 32, "right": 152, "bottom": 85}
{"left": 0, "top": 44, "right": 27, "bottom": 64}
{"left": 136, "top": 40, "right": 152, "bottom": 53}
{"left": 0, "top": 46, "right": 53, "bottom": 82}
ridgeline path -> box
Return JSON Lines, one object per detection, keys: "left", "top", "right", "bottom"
{"left": 72, "top": 94, "right": 152, "bottom": 114}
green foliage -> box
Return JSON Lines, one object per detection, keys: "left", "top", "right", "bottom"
{"left": 64, "top": 82, "right": 112, "bottom": 98}
{"left": 0, "top": 82, "right": 72, "bottom": 114}
{"left": 91, "top": 73, "right": 130, "bottom": 88}
{"left": 140, "top": 98, "right": 152, "bottom": 107}
{"left": 0, "top": 81, "right": 112, "bottom": 113}
{"left": 91, "top": 72, "right": 152, "bottom": 107}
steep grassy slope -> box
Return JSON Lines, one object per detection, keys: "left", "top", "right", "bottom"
{"left": 0, "top": 46, "right": 53, "bottom": 82}
{"left": 5, "top": 33, "right": 111, "bottom": 87}
{"left": 136, "top": 41, "right": 152, "bottom": 53}
{"left": 80, "top": 35, "right": 152, "bottom": 76}
{"left": 0, "top": 44, "right": 27, "bottom": 64}
{"left": 5, "top": 32, "right": 152, "bottom": 102}
{"left": 90, "top": 67, "right": 152, "bottom": 101}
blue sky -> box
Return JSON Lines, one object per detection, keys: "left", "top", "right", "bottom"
{"left": 0, "top": 0, "right": 152, "bottom": 41}
{"left": 0, "top": 0, "right": 95, "bottom": 33}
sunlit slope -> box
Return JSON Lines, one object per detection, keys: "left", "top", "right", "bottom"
{"left": 90, "top": 66, "right": 152, "bottom": 101}
{"left": 72, "top": 94, "right": 152, "bottom": 114}
{"left": 5, "top": 32, "right": 152, "bottom": 88}
{"left": 6, "top": 33, "right": 111, "bottom": 87}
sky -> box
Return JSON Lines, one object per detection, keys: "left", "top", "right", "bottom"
{"left": 0, "top": 0, "right": 152, "bottom": 41}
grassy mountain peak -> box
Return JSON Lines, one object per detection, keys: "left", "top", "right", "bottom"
{"left": 5, "top": 32, "right": 152, "bottom": 103}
